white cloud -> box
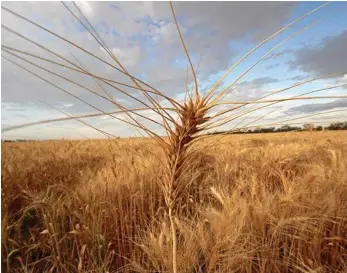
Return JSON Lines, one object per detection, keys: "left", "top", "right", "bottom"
{"left": 111, "top": 46, "right": 142, "bottom": 67}
{"left": 76, "top": 1, "right": 93, "bottom": 18}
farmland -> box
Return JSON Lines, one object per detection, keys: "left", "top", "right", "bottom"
{"left": 2, "top": 131, "right": 347, "bottom": 272}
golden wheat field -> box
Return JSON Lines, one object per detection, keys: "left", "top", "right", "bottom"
{"left": 1, "top": 131, "right": 347, "bottom": 273}
{"left": 2, "top": 1, "right": 347, "bottom": 272}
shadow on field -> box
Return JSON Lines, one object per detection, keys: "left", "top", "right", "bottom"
{"left": 2, "top": 154, "right": 107, "bottom": 271}
{"left": 2, "top": 154, "right": 106, "bottom": 225}
{"left": 3, "top": 154, "right": 106, "bottom": 190}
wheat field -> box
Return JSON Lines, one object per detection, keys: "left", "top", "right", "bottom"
{"left": 2, "top": 2, "right": 347, "bottom": 272}
{"left": 2, "top": 131, "right": 347, "bottom": 272}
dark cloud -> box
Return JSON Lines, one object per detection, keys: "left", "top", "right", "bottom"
{"left": 285, "top": 99, "right": 347, "bottom": 114}
{"left": 239, "top": 76, "right": 279, "bottom": 86}
{"left": 290, "top": 30, "right": 347, "bottom": 76}
{"left": 266, "top": 49, "right": 294, "bottom": 60}
{"left": 288, "top": 75, "right": 309, "bottom": 81}
{"left": 265, "top": 63, "right": 281, "bottom": 70}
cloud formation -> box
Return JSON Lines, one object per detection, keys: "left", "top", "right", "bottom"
{"left": 286, "top": 99, "right": 347, "bottom": 114}
{"left": 239, "top": 77, "right": 279, "bottom": 86}
{"left": 1, "top": 2, "right": 297, "bottom": 104}
{"left": 1, "top": 2, "right": 346, "bottom": 139}
{"left": 291, "top": 30, "right": 347, "bottom": 77}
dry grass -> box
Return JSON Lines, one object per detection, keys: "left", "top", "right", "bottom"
{"left": 2, "top": 131, "right": 347, "bottom": 272}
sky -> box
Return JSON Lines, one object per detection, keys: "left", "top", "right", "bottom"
{"left": 1, "top": 1, "right": 347, "bottom": 140}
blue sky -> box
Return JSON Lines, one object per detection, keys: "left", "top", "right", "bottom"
{"left": 1, "top": 1, "right": 347, "bottom": 139}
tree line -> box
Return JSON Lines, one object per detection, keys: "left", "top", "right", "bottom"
{"left": 210, "top": 121, "right": 347, "bottom": 135}
{"left": 2, "top": 122, "right": 347, "bottom": 142}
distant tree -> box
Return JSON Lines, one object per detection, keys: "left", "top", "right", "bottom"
{"left": 303, "top": 123, "right": 315, "bottom": 131}
{"left": 276, "top": 125, "right": 302, "bottom": 132}
{"left": 260, "top": 127, "right": 275, "bottom": 133}
{"left": 283, "top": 125, "right": 292, "bottom": 132}
{"left": 206, "top": 121, "right": 346, "bottom": 136}
{"left": 326, "top": 122, "right": 345, "bottom": 130}
{"left": 277, "top": 125, "right": 290, "bottom": 132}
